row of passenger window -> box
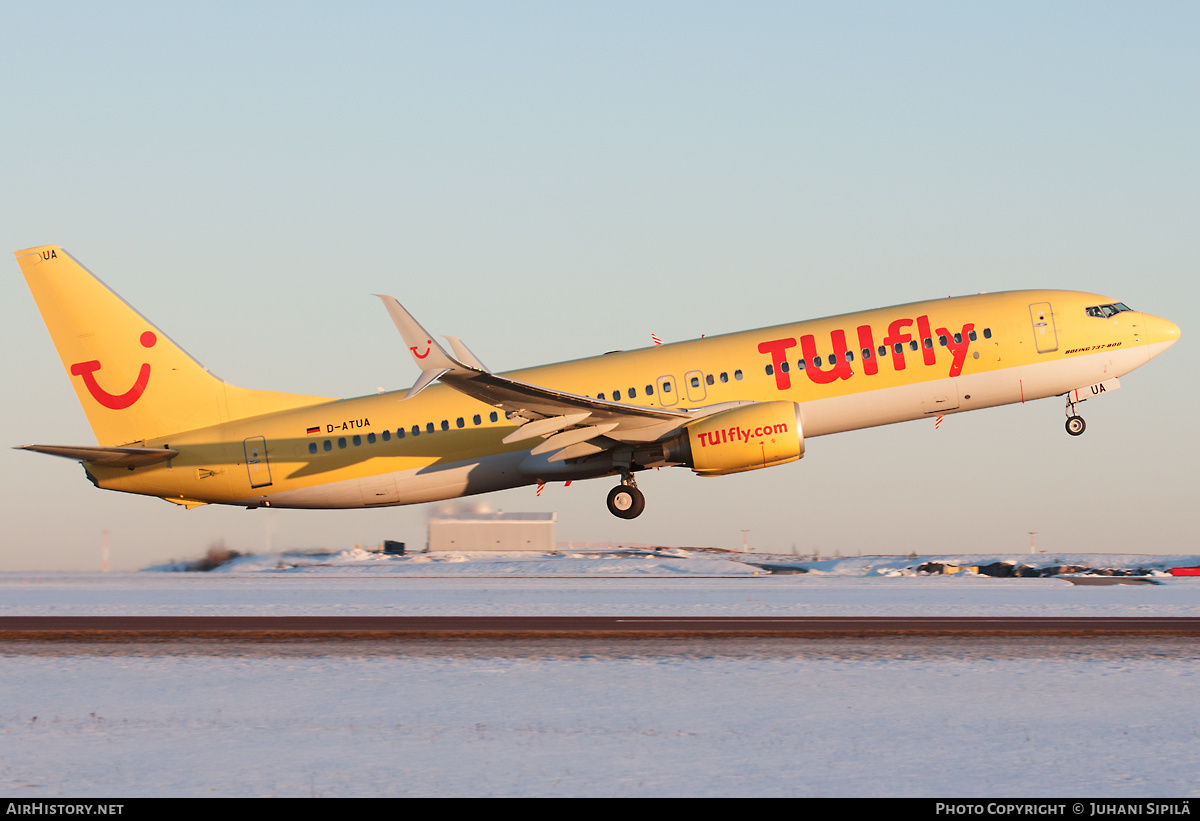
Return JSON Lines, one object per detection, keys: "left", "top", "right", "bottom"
{"left": 764, "top": 329, "right": 992, "bottom": 375}
{"left": 595, "top": 370, "right": 744, "bottom": 401}
{"left": 309, "top": 411, "right": 502, "bottom": 454}
{"left": 308, "top": 327, "right": 995, "bottom": 456}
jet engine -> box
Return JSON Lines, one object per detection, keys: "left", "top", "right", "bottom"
{"left": 669, "top": 401, "right": 804, "bottom": 476}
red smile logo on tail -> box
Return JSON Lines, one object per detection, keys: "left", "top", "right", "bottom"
{"left": 410, "top": 339, "right": 433, "bottom": 359}
{"left": 70, "top": 331, "right": 157, "bottom": 410}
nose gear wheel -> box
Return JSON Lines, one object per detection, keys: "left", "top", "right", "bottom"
{"left": 1064, "top": 395, "right": 1086, "bottom": 436}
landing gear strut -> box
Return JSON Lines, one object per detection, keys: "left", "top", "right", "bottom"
{"left": 1064, "top": 396, "right": 1086, "bottom": 436}
{"left": 606, "top": 474, "right": 645, "bottom": 519}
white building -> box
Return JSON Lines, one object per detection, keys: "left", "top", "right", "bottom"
{"left": 427, "top": 511, "right": 556, "bottom": 552}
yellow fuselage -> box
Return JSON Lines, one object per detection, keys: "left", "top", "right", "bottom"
{"left": 86, "top": 289, "right": 1176, "bottom": 509}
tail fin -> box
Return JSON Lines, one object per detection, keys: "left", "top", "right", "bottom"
{"left": 16, "top": 245, "right": 333, "bottom": 445}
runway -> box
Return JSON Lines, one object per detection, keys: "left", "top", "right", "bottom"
{"left": 4, "top": 572, "right": 1198, "bottom": 796}
{"left": 3, "top": 615, "right": 1199, "bottom": 640}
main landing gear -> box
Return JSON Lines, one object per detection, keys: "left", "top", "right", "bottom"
{"left": 606, "top": 474, "right": 645, "bottom": 519}
{"left": 1064, "top": 395, "right": 1086, "bottom": 436}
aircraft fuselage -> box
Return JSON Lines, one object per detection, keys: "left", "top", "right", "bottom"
{"left": 81, "top": 289, "right": 1174, "bottom": 510}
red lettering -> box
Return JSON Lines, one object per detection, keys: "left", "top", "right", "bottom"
{"left": 758, "top": 337, "right": 797, "bottom": 390}
{"left": 755, "top": 315, "right": 979, "bottom": 386}
{"left": 698, "top": 423, "right": 790, "bottom": 447}
{"left": 800, "top": 330, "right": 853, "bottom": 384}
{"left": 882, "top": 318, "right": 913, "bottom": 371}
{"left": 937, "top": 323, "right": 974, "bottom": 377}
{"left": 856, "top": 325, "right": 878, "bottom": 376}
{"left": 916, "top": 315, "right": 936, "bottom": 366}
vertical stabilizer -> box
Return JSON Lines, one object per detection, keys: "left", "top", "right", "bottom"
{"left": 16, "top": 245, "right": 332, "bottom": 445}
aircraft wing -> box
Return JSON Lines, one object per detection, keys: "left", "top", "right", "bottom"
{"left": 16, "top": 444, "right": 180, "bottom": 467}
{"left": 375, "top": 295, "right": 695, "bottom": 461}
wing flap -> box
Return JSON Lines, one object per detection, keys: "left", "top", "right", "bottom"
{"left": 529, "top": 423, "right": 620, "bottom": 456}
{"left": 546, "top": 441, "right": 609, "bottom": 462}
{"left": 502, "top": 412, "right": 593, "bottom": 444}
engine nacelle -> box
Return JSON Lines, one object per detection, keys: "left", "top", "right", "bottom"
{"left": 681, "top": 401, "right": 804, "bottom": 476}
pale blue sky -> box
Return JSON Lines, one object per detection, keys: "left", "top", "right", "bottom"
{"left": 2, "top": 1, "right": 1196, "bottom": 570}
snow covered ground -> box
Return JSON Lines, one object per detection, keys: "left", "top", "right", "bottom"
{"left": 5, "top": 549, "right": 1200, "bottom": 618}
{"left": 2, "top": 550, "right": 1198, "bottom": 797}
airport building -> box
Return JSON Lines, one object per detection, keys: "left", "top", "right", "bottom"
{"left": 427, "top": 511, "right": 556, "bottom": 552}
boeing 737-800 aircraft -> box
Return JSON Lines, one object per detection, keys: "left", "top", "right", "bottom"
{"left": 15, "top": 245, "right": 1180, "bottom": 519}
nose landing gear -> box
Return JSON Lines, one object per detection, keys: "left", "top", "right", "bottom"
{"left": 1065, "top": 395, "right": 1086, "bottom": 436}
{"left": 606, "top": 474, "right": 645, "bottom": 519}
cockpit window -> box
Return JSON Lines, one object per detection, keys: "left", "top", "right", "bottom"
{"left": 1086, "top": 302, "right": 1132, "bottom": 318}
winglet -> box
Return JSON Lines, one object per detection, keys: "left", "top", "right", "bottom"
{"left": 374, "top": 295, "right": 459, "bottom": 371}
{"left": 374, "top": 295, "right": 486, "bottom": 399}
{"left": 443, "top": 335, "right": 488, "bottom": 372}
{"left": 407, "top": 367, "right": 451, "bottom": 399}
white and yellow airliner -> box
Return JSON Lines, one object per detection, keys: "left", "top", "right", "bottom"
{"left": 15, "top": 245, "right": 1180, "bottom": 519}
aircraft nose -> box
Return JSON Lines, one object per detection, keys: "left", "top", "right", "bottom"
{"left": 1143, "top": 313, "right": 1180, "bottom": 356}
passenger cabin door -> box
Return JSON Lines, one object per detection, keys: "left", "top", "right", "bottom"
{"left": 243, "top": 436, "right": 273, "bottom": 489}
{"left": 684, "top": 370, "right": 707, "bottom": 404}
{"left": 1030, "top": 302, "right": 1058, "bottom": 353}
{"left": 656, "top": 375, "right": 678, "bottom": 407}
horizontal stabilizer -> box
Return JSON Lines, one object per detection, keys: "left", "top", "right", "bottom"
{"left": 16, "top": 444, "right": 179, "bottom": 467}
{"left": 15, "top": 245, "right": 333, "bottom": 445}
